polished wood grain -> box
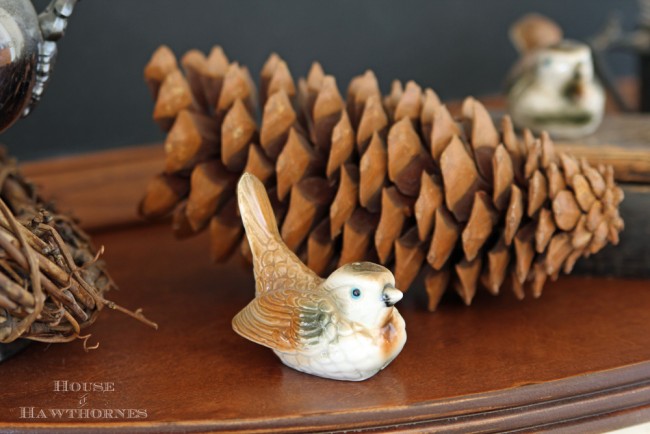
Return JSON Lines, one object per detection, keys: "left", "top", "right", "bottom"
{"left": 0, "top": 222, "right": 648, "bottom": 432}
{"left": 22, "top": 145, "right": 165, "bottom": 231}
{"left": 557, "top": 115, "right": 650, "bottom": 183}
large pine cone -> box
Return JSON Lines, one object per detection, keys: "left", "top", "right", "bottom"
{"left": 140, "top": 46, "right": 624, "bottom": 311}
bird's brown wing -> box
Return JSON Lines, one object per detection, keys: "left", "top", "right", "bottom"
{"left": 232, "top": 287, "right": 338, "bottom": 353}
{"left": 237, "top": 173, "right": 323, "bottom": 296}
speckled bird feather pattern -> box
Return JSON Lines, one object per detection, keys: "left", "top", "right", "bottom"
{"left": 232, "top": 287, "right": 341, "bottom": 352}
{"left": 236, "top": 173, "right": 323, "bottom": 296}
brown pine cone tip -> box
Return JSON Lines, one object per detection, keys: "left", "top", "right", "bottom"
{"left": 0, "top": 152, "right": 157, "bottom": 346}
{"left": 140, "top": 45, "right": 624, "bottom": 311}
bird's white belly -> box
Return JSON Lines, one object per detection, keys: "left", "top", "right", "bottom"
{"left": 275, "top": 333, "right": 389, "bottom": 381}
{"left": 509, "top": 82, "right": 605, "bottom": 138}
{"left": 274, "top": 311, "right": 407, "bottom": 381}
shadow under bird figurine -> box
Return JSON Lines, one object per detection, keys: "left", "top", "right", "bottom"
{"left": 232, "top": 173, "right": 406, "bottom": 381}
{"left": 507, "top": 14, "right": 605, "bottom": 139}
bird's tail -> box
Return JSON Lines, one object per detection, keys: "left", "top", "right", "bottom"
{"left": 509, "top": 14, "right": 562, "bottom": 55}
{"left": 237, "top": 172, "right": 323, "bottom": 297}
{"left": 237, "top": 172, "right": 281, "bottom": 259}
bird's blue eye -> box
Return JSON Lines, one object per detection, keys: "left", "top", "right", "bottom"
{"left": 351, "top": 288, "right": 361, "bottom": 299}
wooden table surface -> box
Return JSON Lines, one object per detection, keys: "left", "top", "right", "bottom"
{"left": 1, "top": 222, "right": 650, "bottom": 433}
{"left": 0, "top": 125, "right": 648, "bottom": 432}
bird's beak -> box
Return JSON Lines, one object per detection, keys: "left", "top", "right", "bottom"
{"left": 382, "top": 286, "right": 403, "bottom": 307}
{"left": 574, "top": 80, "right": 585, "bottom": 98}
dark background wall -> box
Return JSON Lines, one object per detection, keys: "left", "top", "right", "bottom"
{"left": 1, "top": 0, "right": 639, "bottom": 161}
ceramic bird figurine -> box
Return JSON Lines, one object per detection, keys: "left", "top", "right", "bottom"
{"left": 507, "top": 14, "right": 605, "bottom": 139}
{"left": 232, "top": 173, "right": 407, "bottom": 381}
